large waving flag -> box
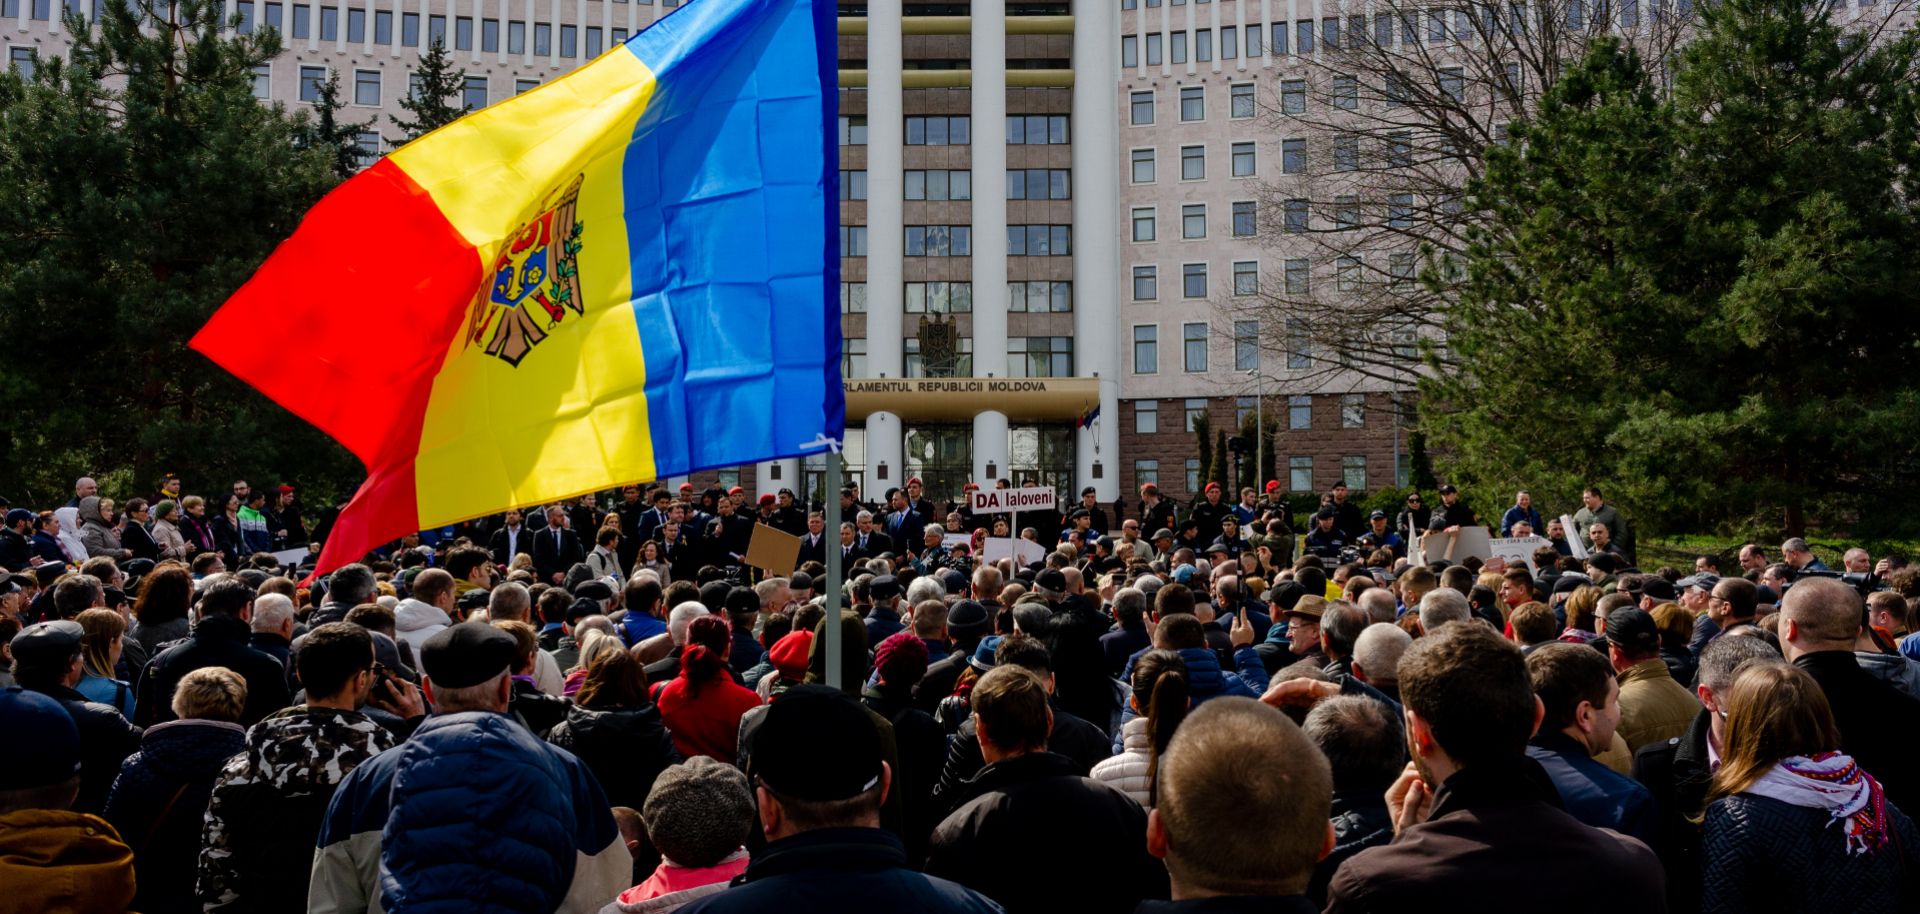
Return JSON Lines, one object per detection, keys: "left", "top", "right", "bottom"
{"left": 191, "top": 0, "right": 842, "bottom": 575}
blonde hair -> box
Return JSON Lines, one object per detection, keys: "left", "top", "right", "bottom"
{"left": 172, "top": 666, "right": 248, "bottom": 722}
{"left": 75, "top": 608, "right": 126, "bottom": 679}
{"left": 1563, "top": 585, "right": 1601, "bottom": 632}
{"left": 571, "top": 628, "right": 623, "bottom": 674}
{"left": 181, "top": 495, "right": 205, "bottom": 512}
{"left": 1707, "top": 662, "right": 1835, "bottom": 806}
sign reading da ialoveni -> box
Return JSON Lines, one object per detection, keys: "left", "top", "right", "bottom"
{"left": 970, "top": 487, "right": 1058, "bottom": 515}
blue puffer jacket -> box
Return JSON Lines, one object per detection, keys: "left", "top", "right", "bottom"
{"left": 382, "top": 712, "right": 621, "bottom": 913}
{"left": 1113, "top": 646, "right": 1269, "bottom": 753}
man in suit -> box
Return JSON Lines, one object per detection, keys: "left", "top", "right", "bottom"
{"left": 853, "top": 511, "right": 891, "bottom": 559}
{"left": 488, "top": 509, "right": 528, "bottom": 568}
{"left": 882, "top": 489, "right": 924, "bottom": 553}
{"left": 797, "top": 511, "right": 829, "bottom": 567}
{"left": 835, "top": 522, "right": 865, "bottom": 577}
{"left": 532, "top": 506, "right": 585, "bottom": 584}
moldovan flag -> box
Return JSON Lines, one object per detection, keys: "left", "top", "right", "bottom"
{"left": 191, "top": 0, "right": 843, "bottom": 576}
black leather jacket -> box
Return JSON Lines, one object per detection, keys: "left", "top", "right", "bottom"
{"left": 1702, "top": 792, "right": 1920, "bottom": 914}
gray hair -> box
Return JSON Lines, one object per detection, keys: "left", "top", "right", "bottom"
{"left": 1357, "top": 588, "right": 1398, "bottom": 625}
{"left": 431, "top": 671, "right": 510, "bottom": 713}
{"left": 924, "top": 522, "right": 946, "bottom": 539}
{"left": 905, "top": 576, "right": 945, "bottom": 608}
{"left": 488, "top": 582, "right": 531, "bottom": 622}
{"left": 856, "top": 510, "right": 874, "bottom": 524}
{"left": 1697, "top": 632, "right": 1782, "bottom": 695}
{"left": 1112, "top": 587, "right": 1148, "bottom": 626}
{"left": 1781, "top": 537, "right": 1810, "bottom": 555}
{"left": 1304, "top": 695, "right": 1406, "bottom": 792}
{"left": 328, "top": 563, "right": 377, "bottom": 608}
{"left": 1418, "top": 587, "right": 1471, "bottom": 632}
{"left": 1321, "top": 602, "right": 1370, "bottom": 659}
{"left": 754, "top": 577, "right": 790, "bottom": 608}
{"left": 1353, "top": 623, "right": 1413, "bottom": 686}
{"left": 251, "top": 593, "right": 296, "bottom": 633}
{"left": 668, "top": 601, "right": 709, "bottom": 645}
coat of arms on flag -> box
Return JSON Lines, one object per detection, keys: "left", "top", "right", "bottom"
{"left": 469, "top": 174, "right": 588, "bottom": 366}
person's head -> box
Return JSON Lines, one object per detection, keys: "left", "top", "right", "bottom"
{"left": 1304, "top": 694, "right": 1405, "bottom": 796}
{"left": 74, "top": 607, "right": 124, "bottom": 679}
{"left": 418, "top": 622, "right": 518, "bottom": 713}
{"left": 1695, "top": 632, "right": 1782, "bottom": 746}
{"left": 644, "top": 756, "right": 756, "bottom": 868}
{"left": 1416, "top": 587, "right": 1470, "bottom": 634}
{"left": 1320, "top": 601, "right": 1368, "bottom": 662}
{"left": 971, "top": 665, "right": 1052, "bottom": 762}
{"left": 677, "top": 614, "right": 733, "bottom": 691}
{"left": 488, "top": 581, "right": 531, "bottom": 622}
{"left": 1150, "top": 698, "right": 1333, "bottom": 898}
{"left": 297, "top": 622, "right": 377, "bottom": 705}
{"left": 171, "top": 665, "right": 248, "bottom": 722}
{"left": 911, "top": 599, "right": 949, "bottom": 641}
{"left": 1398, "top": 621, "right": 1541, "bottom": 783}
{"left": 1779, "top": 537, "right": 1814, "bottom": 570}
{"left": 747, "top": 686, "right": 890, "bottom": 841}
{"left": 411, "top": 568, "right": 457, "bottom": 612}
{"left": 624, "top": 576, "right": 664, "bottom": 622}
{"left": 665, "top": 601, "right": 707, "bottom": 647}
{"left": 1153, "top": 613, "right": 1206, "bottom": 651}
{"left": 1527, "top": 643, "right": 1620, "bottom": 755}
{"left": 1498, "top": 568, "right": 1533, "bottom": 609}
{"left": 1649, "top": 603, "right": 1694, "bottom": 656}
{"left": 1587, "top": 523, "right": 1611, "bottom": 548}
{"left": 446, "top": 546, "right": 494, "bottom": 586}
{"left": 1738, "top": 543, "right": 1768, "bottom": 571}
{"left": 1508, "top": 601, "right": 1557, "bottom": 646}
{"left": 327, "top": 564, "right": 377, "bottom": 608}
{"left": 251, "top": 592, "right": 297, "bottom": 638}
{"left": 53, "top": 574, "right": 104, "bottom": 620}
{"left": 1350, "top": 623, "right": 1411, "bottom": 690}
{"left": 1779, "top": 576, "right": 1863, "bottom": 661}
{"left": 873, "top": 630, "right": 930, "bottom": 690}
{"left": 1866, "top": 590, "right": 1905, "bottom": 636}
{"left": 1843, "top": 548, "right": 1872, "bottom": 574}
{"left": 1355, "top": 588, "right": 1397, "bottom": 625}
{"left": 0, "top": 687, "right": 84, "bottom": 815}
{"left": 1708, "top": 661, "right": 1835, "bottom": 805}
{"left": 1760, "top": 562, "right": 1792, "bottom": 594}
{"left": 198, "top": 575, "right": 256, "bottom": 621}
{"left": 1580, "top": 486, "right": 1603, "bottom": 510}
{"left": 1130, "top": 649, "right": 1191, "bottom": 789}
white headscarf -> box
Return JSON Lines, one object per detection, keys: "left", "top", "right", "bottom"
{"left": 53, "top": 506, "right": 87, "bottom": 563}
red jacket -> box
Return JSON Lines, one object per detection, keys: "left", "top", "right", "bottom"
{"left": 655, "top": 672, "right": 762, "bottom": 764}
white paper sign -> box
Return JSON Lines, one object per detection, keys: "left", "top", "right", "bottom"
{"left": 271, "top": 547, "right": 313, "bottom": 567}
{"left": 970, "top": 487, "right": 1058, "bottom": 515}
{"left": 1489, "top": 535, "right": 1551, "bottom": 573}
{"left": 1558, "top": 515, "right": 1589, "bottom": 560}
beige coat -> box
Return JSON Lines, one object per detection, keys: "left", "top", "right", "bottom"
{"left": 1616, "top": 658, "right": 1700, "bottom": 752}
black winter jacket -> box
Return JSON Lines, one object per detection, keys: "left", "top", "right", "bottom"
{"left": 1701, "top": 792, "right": 1920, "bottom": 914}
{"left": 136, "top": 614, "right": 291, "bottom": 728}
{"left": 22, "top": 681, "right": 142, "bottom": 814}
{"left": 544, "top": 702, "right": 680, "bottom": 810}
{"left": 930, "top": 702, "right": 1112, "bottom": 818}
{"left": 1795, "top": 651, "right": 1920, "bottom": 812}
{"left": 1631, "top": 708, "right": 1715, "bottom": 913}
{"left": 862, "top": 685, "right": 947, "bottom": 866}
{"left": 1308, "top": 788, "right": 1393, "bottom": 906}
{"left": 102, "top": 719, "right": 247, "bottom": 914}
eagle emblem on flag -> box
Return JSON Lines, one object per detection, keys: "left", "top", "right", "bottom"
{"left": 467, "top": 175, "right": 588, "bottom": 366}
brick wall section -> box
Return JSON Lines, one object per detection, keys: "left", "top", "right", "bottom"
{"left": 1118, "top": 392, "right": 1406, "bottom": 505}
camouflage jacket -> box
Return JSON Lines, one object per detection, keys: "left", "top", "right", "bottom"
{"left": 199, "top": 705, "right": 396, "bottom": 913}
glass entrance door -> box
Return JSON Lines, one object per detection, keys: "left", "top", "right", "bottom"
{"left": 903, "top": 425, "right": 972, "bottom": 513}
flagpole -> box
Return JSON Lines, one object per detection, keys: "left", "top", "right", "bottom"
{"left": 823, "top": 450, "right": 844, "bottom": 692}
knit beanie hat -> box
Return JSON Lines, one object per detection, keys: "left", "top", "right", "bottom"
{"left": 873, "top": 630, "right": 929, "bottom": 688}
{"left": 642, "top": 757, "right": 754, "bottom": 868}
{"left": 768, "top": 630, "right": 814, "bottom": 680}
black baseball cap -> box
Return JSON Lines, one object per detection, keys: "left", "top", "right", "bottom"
{"left": 1605, "top": 607, "right": 1662, "bottom": 654}
{"left": 747, "top": 686, "right": 884, "bottom": 802}
{"left": 419, "top": 622, "right": 519, "bottom": 688}
{"left": 11, "top": 620, "right": 83, "bottom": 671}
{"left": 1639, "top": 577, "right": 1677, "bottom": 603}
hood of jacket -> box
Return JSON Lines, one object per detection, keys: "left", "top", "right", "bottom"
{"left": 234, "top": 706, "right": 395, "bottom": 794}
{"left": 78, "top": 496, "right": 110, "bottom": 528}
{"left": 1855, "top": 650, "right": 1920, "bottom": 694}
{"left": 1175, "top": 646, "right": 1233, "bottom": 697}
{"left": 557, "top": 702, "right": 666, "bottom": 743}
{"left": 395, "top": 598, "right": 453, "bottom": 635}
{"left": 0, "top": 809, "right": 136, "bottom": 913}
{"left": 131, "top": 718, "right": 247, "bottom": 781}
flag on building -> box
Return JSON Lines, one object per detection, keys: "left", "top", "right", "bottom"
{"left": 190, "top": 0, "right": 843, "bottom": 576}
{"left": 1077, "top": 403, "right": 1101, "bottom": 429}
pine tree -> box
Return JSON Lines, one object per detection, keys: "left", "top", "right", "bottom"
{"left": 0, "top": 0, "right": 360, "bottom": 504}
{"left": 1192, "top": 415, "right": 1212, "bottom": 497}
{"left": 390, "top": 39, "right": 470, "bottom": 144}
{"left": 299, "top": 69, "right": 374, "bottom": 180}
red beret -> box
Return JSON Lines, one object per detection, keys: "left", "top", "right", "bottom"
{"left": 769, "top": 630, "right": 814, "bottom": 679}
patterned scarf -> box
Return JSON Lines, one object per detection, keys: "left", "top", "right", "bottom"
{"left": 1745, "top": 751, "right": 1890, "bottom": 856}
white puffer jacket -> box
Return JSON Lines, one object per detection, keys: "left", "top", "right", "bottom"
{"left": 1090, "top": 716, "right": 1155, "bottom": 808}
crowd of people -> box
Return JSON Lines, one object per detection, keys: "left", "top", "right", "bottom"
{"left": 2, "top": 471, "right": 1919, "bottom": 913}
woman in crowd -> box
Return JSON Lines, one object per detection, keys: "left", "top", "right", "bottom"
{"left": 561, "top": 628, "right": 624, "bottom": 697}
{"left": 177, "top": 495, "right": 218, "bottom": 558}
{"left": 119, "top": 498, "right": 160, "bottom": 561}
{"left": 211, "top": 494, "right": 243, "bottom": 565}
{"left": 547, "top": 647, "right": 680, "bottom": 810}
{"left": 1700, "top": 662, "right": 1920, "bottom": 913}
{"left": 130, "top": 564, "right": 195, "bottom": 656}
{"left": 149, "top": 500, "right": 190, "bottom": 561}
{"left": 1092, "top": 649, "right": 1189, "bottom": 808}
{"left": 30, "top": 510, "right": 69, "bottom": 564}
{"left": 1651, "top": 602, "right": 1698, "bottom": 687}
{"left": 76, "top": 608, "right": 137, "bottom": 718}
{"left": 1560, "top": 584, "right": 1602, "bottom": 644}
{"left": 654, "top": 614, "right": 761, "bottom": 764}
{"left": 634, "top": 538, "right": 672, "bottom": 585}
{"left": 54, "top": 506, "right": 89, "bottom": 564}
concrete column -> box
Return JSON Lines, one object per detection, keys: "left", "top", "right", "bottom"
{"left": 866, "top": 0, "right": 903, "bottom": 381}
{"left": 971, "top": 0, "right": 1008, "bottom": 382}
{"left": 1073, "top": 0, "right": 1121, "bottom": 501}
{"left": 974, "top": 411, "right": 1010, "bottom": 488}
{"left": 865, "top": 413, "right": 904, "bottom": 496}
{"left": 755, "top": 459, "right": 801, "bottom": 497}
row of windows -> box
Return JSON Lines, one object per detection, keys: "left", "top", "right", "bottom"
{"left": 837, "top": 115, "right": 1073, "bottom": 147}
{"left": 837, "top": 281, "right": 1074, "bottom": 314}
{"left": 836, "top": 169, "right": 1073, "bottom": 201}
{"left": 1120, "top": 135, "right": 1262, "bottom": 180}
{"left": 1134, "top": 453, "right": 1372, "bottom": 496}
{"left": 841, "top": 337, "right": 1075, "bottom": 378}
{"left": 294, "top": 65, "right": 529, "bottom": 106}
{"left": 1131, "top": 395, "right": 1369, "bottom": 437}
{"left": 1130, "top": 201, "right": 1257, "bottom": 241}
{"left": 1122, "top": 0, "right": 1694, "bottom": 40}
{"left": 245, "top": 5, "right": 632, "bottom": 56}
{"left": 1129, "top": 261, "right": 1262, "bottom": 302}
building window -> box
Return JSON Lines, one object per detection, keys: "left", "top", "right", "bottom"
{"left": 1280, "top": 79, "right": 1305, "bottom": 114}
{"left": 1286, "top": 317, "right": 1311, "bottom": 368}
{"left": 352, "top": 69, "right": 379, "bottom": 105}
{"left": 839, "top": 115, "right": 868, "bottom": 145}
{"left": 482, "top": 18, "right": 499, "bottom": 51}
{"left": 1283, "top": 198, "right": 1308, "bottom": 234}
{"left": 1233, "top": 320, "right": 1259, "bottom": 371}
{"left": 842, "top": 337, "right": 868, "bottom": 376}
{"left": 1008, "top": 224, "right": 1071, "bottom": 256}
{"left": 1146, "top": 32, "right": 1162, "bottom": 64}
{"left": 1122, "top": 35, "right": 1138, "bottom": 67}
{"left": 557, "top": 23, "right": 575, "bottom": 57}
{"left": 1007, "top": 114, "right": 1069, "bottom": 144}
{"left": 1185, "top": 399, "right": 1210, "bottom": 432}
{"left": 1180, "top": 85, "right": 1204, "bottom": 121}
{"left": 840, "top": 225, "right": 868, "bottom": 256}
{"left": 373, "top": 8, "right": 390, "bottom": 43}
{"left": 1232, "top": 201, "right": 1256, "bottom": 237}
{"left": 1246, "top": 22, "right": 1262, "bottom": 55}
{"left": 1270, "top": 21, "right": 1287, "bottom": 55}
{"left": 298, "top": 65, "right": 326, "bottom": 101}
{"left": 347, "top": 7, "right": 364, "bottom": 41}
{"left": 904, "top": 225, "right": 972, "bottom": 257}
{"left": 1131, "top": 90, "right": 1154, "bottom": 125}
{"left": 1390, "top": 252, "right": 1415, "bottom": 287}
{"left": 904, "top": 336, "right": 974, "bottom": 377}
{"left": 1181, "top": 145, "right": 1205, "bottom": 180}
{"left": 1183, "top": 322, "right": 1209, "bottom": 372}
{"left": 1336, "top": 255, "right": 1362, "bottom": 291}
{"left": 1343, "top": 456, "right": 1368, "bottom": 490}
{"left": 1186, "top": 458, "right": 1202, "bottom": 493}
{"left": 1134, "top": 326, "right": 1159, "bottom": 375}
{"left": 1132, "top": 265, "right": 1158, "bottom": 300}
{"left": 1230, "top": 82, "right": 1255, "bottom": 118}
{"left": 515, "top": 78, "right": 540, "bottom": 94}
{"left": 1131, "top": 148, "right": 1155, "bottom": 184}
{"left": 1132, "top": 207, "right": 1156, "bottom": 243}
{"left": 1170, "top": 30, "right": 1187, "bottom": 63}
{"left": 534, "top": 22, "right": 551, "bottom": 54}
{"left": 1322, "top": 16, "right": 1341, "bottom": 48}
{"left": 840, "top": 282, "right": 867, "bottom": 313}
{"left": 1333, "top": 134, "right": 1359, "bottom": 172}
{"left": 1236, "top": 396, "right": 1257, "bottom": 426}
{"left": 320, "top": 5, "right": 338, "bottom": 40}
{"left": 585, "top": 25, "right": 603, "bottom": 56}
{"left": 1233, "top": 141, "right": 1257, "bottom": 177}
{"left": 904, "top": 169, "right": 971, "bottom": 200}
{"left": 1007, "top": 281, "right": 1072, "bottom": 313}
{"left": 840, "top": 169, "right": 867, "bottom": 200}
{"left": 1135, "top": 459, "right": 1160, "bottom": 485}
{"left": 905, "top": 281, "right": 972, "bottom": 314}
{"left": 1341, "top": 394, "right": 1366, "bottom": 428}
{"left": 906, "top": 115, "right": 971, "bottom": 145}
{"left": 1289, "top": 396, "right": 1311, "bottom": 430}
{"left": 1182, "top": 263, "right": 1208, "bottom": 299}
{"left": 1389, "top": 193, "right": 1415, "bottom": 228}
{"left": 460, "top": 74, "right": 486, "bottom": 108}
{"left": 1332, "top": 73, "right": 1358, "bottom": 109}
{"left": 1284, "top": 259, "right": 1311, "bottom": 295}
{"left": 264, "top": 1, "right": 282, "bottom": 31}
{"left": 1387, "top": 131, "right": 1413, "bottom": 168}
{"left": 1279, "top": 138, "right": 1302, "bottom": 174}
{"left": 1196, "top": 28, "right": 1212, "bottom": 61}
{"left": 1439, "top": 66, "right": 1464, "bottom": 102}
{"left": 1335, "top": 195, "right": 1359, "bottom": 229}
{"left": 1008, "top": 337, "right": 1074, "bottom": 377}
{"left": 1006, "top": 168, "right": 1071, "bottom": 200}
{"left": 237, "top": 0, "right": 255, "bottom": 33}
{"left": 456, "top": 15, "right": 473, "bottom": 49}
{"left": 1232, "top": 261, "right": 1259, "bottom": 296}
{"left": 353, "top": 131, "right": 380, "bottom": 168}
{"left": 1290, "top": 455, "right": 1314, "bottom": 491}
{"left": 292, "top": 4, "right": 309, "bottom": 38}
{"left": 1296, "top": 19, "right": 1314, "bottom": 52}
{"left": 507, "top": 21, "right": 525, "bottom": 53}
{"left": 1181, "top": 203, "right": 1206, "bottom": 239}
{"left": 251, "top": 64, "right": 271, "bottom": 99}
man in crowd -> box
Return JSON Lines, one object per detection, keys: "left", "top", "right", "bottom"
{"left": 1780, "top": 536, "right": 1830, "bottom": 574}
{"left": 1429, "top": 484, "right": 1476, "bottom": 531}
{"left": 1524, "top": 643, "right": 1655, "bottom": 843}
{"left": 1606, "top": 607, "right": 1700, "bottom": 752}
{"left": 1302, "top": 695, "right": 1400, "bottom": 905}
{"left": 10, "top": 620, "right": 143, "bottom": 814}
{"left": 1324, "top": 623, "right": 1663, "bottom": 912}
{"left": 533, "top": 505, "right": 586, "bottom": 584}
{"left": 0, "top": 685, "right": 138, "bottom": 912}
{"left": 1780, "top": 577, "right": 1920, "bottom": 809}
{"left": 487, "top": 508, "right": 528, "bottom": 568}
{"left": 1572, "top": 487, "right": 1626, "bottom": 558}
{"left": 136, "top": 575, "right": 288, "bottom": 727}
